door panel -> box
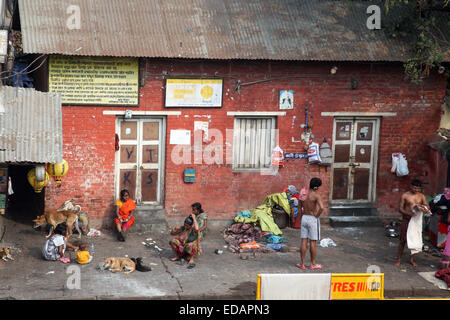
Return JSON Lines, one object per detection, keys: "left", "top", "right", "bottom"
{"left": 121, "top": 121, "right": 137, "bottom": 140}
{"left": 331, "top": 118, "right": 378, "bottom": 202}
{"left": 119, "top": 169, "right": 136, "bottom": 200}
{"left": 143, "top": 122, "right": 159, "bottom": 140}
{"left": 142, "top": 145, "right": 159, "bottom": 164}
{"left": 334, "top": 144, "right": 351, "bottom": 163}
{"left": 355, "top": 145, "right": 372, "bottom": 163}
{"left": 141, "top": 169, "right": 158, "bottom": 202}
{"left": 332, "top": 168, "right": 349, "bottom": 199}
{"left": 353, "top": 169, "right": 370, "bottom": 200}
{"left": 120, "top": 145, "right": 137, "bottom": 163}
{"left": 335, "top": 122, "right": 352, "bottom": 140}
{"left": 356, "top": 122, "right": 373, "bottom": 141}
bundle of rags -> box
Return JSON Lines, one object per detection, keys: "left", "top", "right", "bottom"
{"left": 435, "top": 268, "right": 450, "bottom": 288}
{"left": 223, "top": 223, "right": 261, "bottom": 253}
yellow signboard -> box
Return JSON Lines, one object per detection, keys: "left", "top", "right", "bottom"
{"left": 49, "top": 55, "right": 139, "bottom": 106}
{"left": 331, "top": 273, "right": 384, "bottom": 300}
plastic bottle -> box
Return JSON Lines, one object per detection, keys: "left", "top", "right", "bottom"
{"left": 90, "top": 242, "right": 95, "bottom": 255}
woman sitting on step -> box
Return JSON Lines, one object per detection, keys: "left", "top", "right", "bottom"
{"left": 114, "top": 189, "right": 136, "bottom": 242}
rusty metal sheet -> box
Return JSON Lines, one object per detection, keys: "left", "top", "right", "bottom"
{"left": 17, "top": 0, "right": 435, "bottom": 62}
{"left": 0, "top": 86, "right": 63, "bottom": 163}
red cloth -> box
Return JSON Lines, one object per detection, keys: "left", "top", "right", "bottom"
{"left": 435, "top": 267, "right": 450, "bottom": 288}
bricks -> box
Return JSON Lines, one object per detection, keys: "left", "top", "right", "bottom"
{"left": 44, "top": 59, "right": 446, "bottom": 225}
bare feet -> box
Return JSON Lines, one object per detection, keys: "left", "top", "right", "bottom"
{"left": 394, "top": 260, "right": 401, "bottom": 267}
{"left": 170, "top": 257, "right": 180, "bottom": 261}
{"left": 410, "top": 260, "right": 417, "bottom": 267}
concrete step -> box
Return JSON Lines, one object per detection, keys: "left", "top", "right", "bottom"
{"left": 329, "top": 216, "right": 382, "bottom": 228}
{"left": 131, "top": 205, "right": 168, "bottom": 233}
{"left": 329, "top": 204, "right": 377, "bottom": 217}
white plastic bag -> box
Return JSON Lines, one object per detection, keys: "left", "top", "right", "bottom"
{"left": 396, "top": 154, "right": 409, "bottom": 177}
{"left": 391, "top": 153, "right": 408, "bottom": 176}
{"left": 391, "top": 153, "right": 399, "bottom": 174}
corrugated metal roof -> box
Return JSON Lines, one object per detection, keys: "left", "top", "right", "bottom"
{"left": 18, "top": 0, "right": 442, "bottom": 62}
{"left": 0, "top": 86, "right": 63, "bottom": 163}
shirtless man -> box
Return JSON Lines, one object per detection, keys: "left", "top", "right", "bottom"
{"left": 395, "top": 179, "right": 430, "bottom": 267}
{"left": 296, "top": 177, "right": 325, "bottom": 270}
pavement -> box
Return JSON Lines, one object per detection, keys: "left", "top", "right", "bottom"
{"left": 0, "top": 215, "right": 449, "bottom": 300}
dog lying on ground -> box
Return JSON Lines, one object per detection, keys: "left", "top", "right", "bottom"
{"left": 33, "top": 210, "right": 81, "bottom": 239}
{"left": 103, "top": 257, "right": 136, "bottom": 274}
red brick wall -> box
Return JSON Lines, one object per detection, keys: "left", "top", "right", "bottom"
{"left": 44, "top": 59, "right": 446, "bottom": 227}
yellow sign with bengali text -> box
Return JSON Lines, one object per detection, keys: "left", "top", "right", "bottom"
{"left": 49, "top": 55, "right": 139, "bottom": 106}
{"left": 331, "top": 273, "right": 384, "bottom": 300}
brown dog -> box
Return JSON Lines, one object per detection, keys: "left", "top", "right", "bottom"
{"left": 33, "top": 210, "right": 81, "bottom": 239}
{"left": 103, "top": 257, "right": 136, "bottom": 274}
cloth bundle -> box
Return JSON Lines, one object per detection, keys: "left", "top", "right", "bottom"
{"left": 435, "top": 268, "right": 450, "bottom": 288}
{"left": 262, "top": 233, "right": 288, "bottom": 244}
{"left": 223, "top": 223, "right": 261, "bottom": 253}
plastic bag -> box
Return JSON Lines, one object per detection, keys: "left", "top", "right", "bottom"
{"left": 307, "top": 142, "right": 322, "bottom": 164}
{"left": 271, "top": 146, "right": 284, "bottom": 167}
{"left": 391, "top": 153, "right": 408, "bottom": 177}
{"left": 391, "top": 153, "right": 399, "bottom": 174}
{"left": 319, "top": 238, "right": 337, "bottom": 247}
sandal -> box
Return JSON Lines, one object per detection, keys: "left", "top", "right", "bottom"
{"left": 187, "top": 263, "right": 196, "bottom": 269}
{"left": 59, "top": 257, "right": 70, "bottom": 264}
{"left": 309, "top": 264, "right": 323, "bottom": 270}
{"left": 296, "top": 264, "right": 306, "bottom": 270}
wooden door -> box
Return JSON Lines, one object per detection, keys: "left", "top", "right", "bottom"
{"left": 331, "top": 118, "right": 379, "bottom": 203}
{"left": 117, "top": 118, "right": 163, "bottom": 204}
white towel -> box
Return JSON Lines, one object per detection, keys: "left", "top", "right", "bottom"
{"left": 407, "top": 207, "right": 424, "bottom": 255}
{"left": 259, "top": 273, "right": 331, "bottom": 300}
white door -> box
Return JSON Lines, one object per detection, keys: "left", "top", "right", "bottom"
{"left": 116, "top": 118, "right": 164, "bottom": 204}
{"left": 331, "top": 118, "right": 379, "bottom": 203}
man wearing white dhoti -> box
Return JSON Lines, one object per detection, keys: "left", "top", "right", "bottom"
{"left": 395, "top": 179, "right": 431, "bottom": 267}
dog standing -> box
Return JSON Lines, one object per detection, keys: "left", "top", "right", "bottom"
{"left": 58, "top": 200, "right": 91, "bottom": 235}
{"left": 33, "top": 210, "right": 81, "bottom": 239}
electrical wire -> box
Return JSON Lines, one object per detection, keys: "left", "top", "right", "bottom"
{"left": 0, "top": 54, "right": 48, "bottom": 81}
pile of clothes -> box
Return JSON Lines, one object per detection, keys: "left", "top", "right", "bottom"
{"left": 233, "top": 192, "right": 292, "bottom": 235}
{"left": 222, "top": 223, "right": 261, "bottom": 253}
{"left": 435, "top": 268, "right": 450, "bottom": 289}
